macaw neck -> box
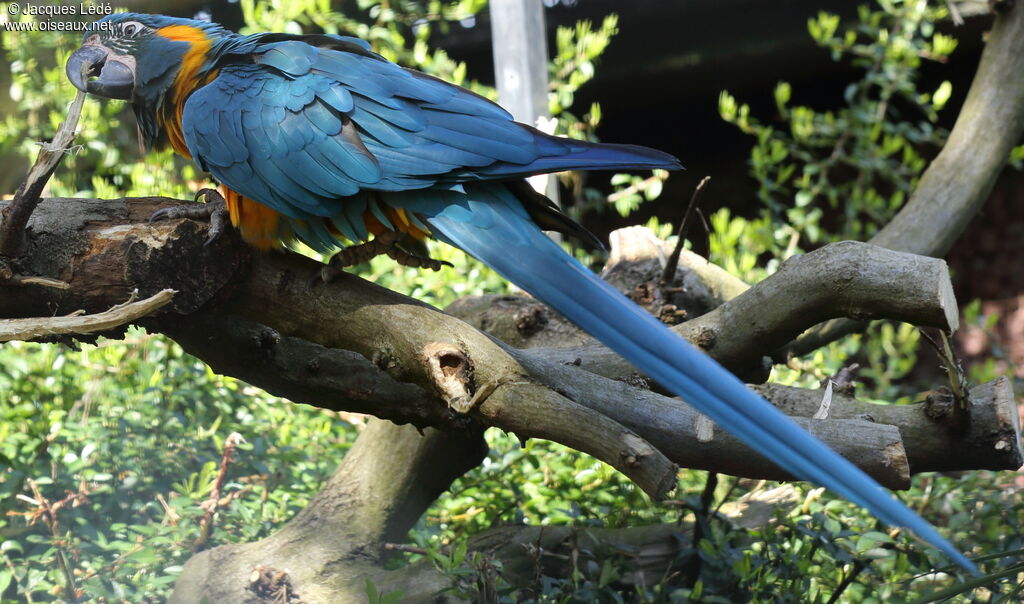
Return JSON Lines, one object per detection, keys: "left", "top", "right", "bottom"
{"left": 138, "top": 26, "right": 238, "bottom": 157}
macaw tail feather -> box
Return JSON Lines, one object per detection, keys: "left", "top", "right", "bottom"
{"left": 460, "top": 138, "right": 684, "bottom": 181}
{"left": 413, "top": 182, "right": 978, "bottom": 575}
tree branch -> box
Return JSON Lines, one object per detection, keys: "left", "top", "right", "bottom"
{"left": 521, "top": 238, "right": 959, "bottom": 381}
{"left": 0, "top": 289, "right": 175, "bottom": 342}
{"left": 0, "top": 86, "right": 86, "bottom": 258}
{"left": 2, "top": 197, "right": 1015, "bottom": 491}
{"left": 169, "top": 418, "right": 486, "bottom": 603}
{"left": 754, "top": 376, "right": 1022, "bottom": 474}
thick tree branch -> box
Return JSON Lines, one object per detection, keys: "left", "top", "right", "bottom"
{"left": 443, "top": 225, "right": 750, "bottom": 350}
{"left": 170, "top": 418, "right": 486, "bottom": 603}
{"left": 521, "top": 239, "right": 959, "bottom": 380}
{"left": 0, "top": 10, "right": 1017, "bottom": 604}
{"left": 871, "top": 3, "right": 1024, "bottom": 256}
{"left": 2, "top": 197, "right": 1016, "bottom": 491}
{"left": 754, "top": 376, "right": 1022, "bottom": 474}
{"left": 153, "top": 311, "right": 459, "bottom": 429}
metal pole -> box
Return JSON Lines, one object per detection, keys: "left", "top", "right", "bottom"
{"left": 489, "top": 0, "right": 560, "bottom": 204}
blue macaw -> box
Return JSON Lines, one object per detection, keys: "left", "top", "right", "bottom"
{"left": 66, "top": 13, "right": 975, "bottom": 572}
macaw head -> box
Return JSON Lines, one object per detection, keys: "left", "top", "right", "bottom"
{"left": 66, "top": 13, "right": 231, "bottom": 104}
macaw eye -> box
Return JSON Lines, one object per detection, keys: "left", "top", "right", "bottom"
{"left": 123, "top": 22, "right": 141, "bottom": 36}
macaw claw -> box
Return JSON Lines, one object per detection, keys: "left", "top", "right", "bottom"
{"left": 149, "top": 188, "right": 231, "bottom": 246}
{"left": 313, "top": 231, "right": 453, "bottom": 285}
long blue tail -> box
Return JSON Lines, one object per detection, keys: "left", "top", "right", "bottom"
{"left": 406, "top": 181, "right": 977, "bottom": 574}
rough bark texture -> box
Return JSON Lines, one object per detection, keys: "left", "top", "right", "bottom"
{"left": 2, "top": 197, "right": 1007, "bottom": 490}
{"left": 521, "top": 235, "right": 960, "bottom": 382}
{"left": 755, "top": 377, "right": 1023, "bottom": 474}
{"left": 2, "top": 200, "right": 1019, "bottom": 601}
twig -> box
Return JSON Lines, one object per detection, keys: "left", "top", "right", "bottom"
{"left": 26, "top": 479, "right": 78, "bottom": 602}
{"left": 0, "top": 66, "right": 89, "bottom": 257}
{"left": 830, "top": 364, "right": 861, "bottom": 391}
{"left": 606, "top": 172, "right": 665, "bottom": 203}
{"left": 4, "top": 275, "right": 70, "bottom": 289}
{"left": 939, "top": 331, "right": 968, "bottom": 409}
{"left": 682, "top": 472, "right": 718, "bottom": 586}
{"left": 1, "top": 551, "right": 32, "bottom": 603}
{"left": 194, "top": 432, "right": 244, "bottom": 549}
{"left": 157, "top": 493, "right": 182, "bottom": 526}
{"left": 383, "top": 543, "right": 429, "bottom": 555}
{"left": 826, "top": 559, "right": 868, "bottom": 604}
{"left": 946, "top": 0, "right": 965, "bottom": 26}
{"left": 0, "top": 288, "right": 176, "bottom": 342}
{"left": 814, "top": 380, "right": 834, "bottom": 420}
{"left": 661, "top": 176, "right": 710, "bottom": 283}
{"left": 919, "top": 329, "right": 969, "bottom": 411}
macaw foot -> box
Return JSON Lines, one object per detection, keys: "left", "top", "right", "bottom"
{"left": 318, "top": 231, "right": 452, "bottom": 283}
{"left": 149, "top": 188, "right": 231, "bottom": 246}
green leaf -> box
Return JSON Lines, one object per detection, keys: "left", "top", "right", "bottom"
{"left": 932, "top": 81, "right": 952, "bottom": 110}
{"left": 364, "top": 577, "right": 378, "bottom": 602}
{"left": 774, "top": 81, "right": 792, "bottom": 109}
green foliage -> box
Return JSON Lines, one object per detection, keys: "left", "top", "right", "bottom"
{"left": 706, "top": 2, "right": 1024, "bottom": 601}
{"left": 549, "top": 15, "right": 617, "bottom": 120}
{"left": 607, "top": 170, "right": 670, "bottom": 218}
{"left": 1010, "top": 144, "right": 1024, "bottom": 170}
{"left": 0, "top": 331, "right": 359, "bottom": 602}
{"left": 713, "top": 0, "right": 970, "bottom": 421}
{"left": 364, "top": 577, "right": 404, "bottom": 604}
{"left": 545, "top": 15, "right": 672, "bottom": 221}
{"left": 720, "top": 0, "right": 955, "bottom": 248}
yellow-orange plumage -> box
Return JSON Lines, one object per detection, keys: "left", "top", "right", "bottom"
{"left": 220, "top": 187, "right": 284, "bottom": 250}
{"left": 155, "top": 25, "right": 219, "bottom": 158}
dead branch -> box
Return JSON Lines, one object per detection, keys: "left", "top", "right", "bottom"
{"left": 0, "top": 85, "right": 87, "bottom": 258}
{"left": 754, "top": 377, "right": 1022, "bottom": 474}
{"left": 0, "top": 288, "right": 175, "bottom": 342}
{"left": 0, "top": 6, "right": 1017, "bottom": 515}
{"left": 522, "top": 236, "right": 959, "bottom": 381}
{"left": 0, "top": 9, "right": 1017, "bottom": 604}
{"left": 661, "top": 175, "right": 711, "bottom": 283}
{"left": 194, "top": 432, "right": 243, "bottom": 550}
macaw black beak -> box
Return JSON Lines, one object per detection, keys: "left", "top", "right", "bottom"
{"left": 66, "top": 43, "right": 135, "bottom": 100}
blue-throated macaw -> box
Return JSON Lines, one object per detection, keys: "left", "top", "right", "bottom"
{"left": 66, "top": 13, "right": 976, "bottom": 572}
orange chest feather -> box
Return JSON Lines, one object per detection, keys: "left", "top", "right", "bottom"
{"left": 154, "top": 25, "right": 219, "bottom": 158}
